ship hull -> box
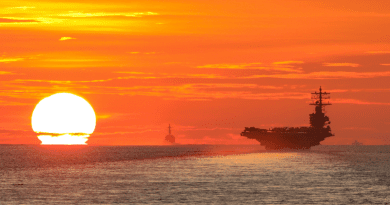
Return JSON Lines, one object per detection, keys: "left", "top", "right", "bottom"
{"left": 241, "top": 128, "right": 332, "bottom": 150}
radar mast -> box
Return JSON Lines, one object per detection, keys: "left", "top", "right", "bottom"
{"left": 309, "top": 86, "right": 331, "bottom": 129}
{"left": 310, "top": 86, "right": 331, "bottom": 108}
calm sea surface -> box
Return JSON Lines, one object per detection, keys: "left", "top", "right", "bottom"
{"left": 1, "top": 145, "right": 389, "bottom": 204}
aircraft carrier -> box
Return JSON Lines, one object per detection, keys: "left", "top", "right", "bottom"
{"left": 241, "top": 87, "right": 334, "bottom": 150}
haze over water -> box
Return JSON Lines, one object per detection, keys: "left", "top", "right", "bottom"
{"left": 1, "top": 145, "right": 389, "bottom": 204}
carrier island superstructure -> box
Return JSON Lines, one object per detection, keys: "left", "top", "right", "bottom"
{"left": 240, "top": 87, "right": 334, "bottom": 150}
{"left": 165, "top": 124, "right": 175, "bottom": 143}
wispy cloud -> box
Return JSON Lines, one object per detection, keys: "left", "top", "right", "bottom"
{"left": 115, "top": 71, "right": 153, "bottom": 75}
{"left": 197, "top": 61, "right": 303, "bottom": 73}
{"left": 365, "top": 51, "right": 390, "bottom": 54}
{"left": 380, "top": 64, "right": 390, "bottom": 66}
{"left": 271, "top": 61, "right": 304, "bottom": 72}
{"left": 323, "top": 63, "right": 360, "bottom": 67}
{"left": 99, "top": 84, "right": 307, "bottom": 101}
{"left": 127, "top": 51, "right": 157, "bottom": 55}
{"left": 59, "top": 37, "right": 76, "bottom": 41}
{"left": 0, "top": 58, "right": 24, "bottom": 63}
{"left": 0, "top": 18, "right": 39, "bottom": 23}
{"left": 14, "top": 78, "right": 111, "bottom": 84}
{"left": 3, "top": 78, "right": 294, "bottom": 101}
{"left": 272, "top": 61, "right": 304, "bottom": 65}
{"left": 97, "top": 114, "right": 111, "bottom": 119}
{"left": 116, "top": 72, "right": 227, "bottom": 79}
{"left": 342, "top": 127, "right": 374, "bottom": 131}
{"left": 197, "top": 63, "right": 263, "bottom": 69}
{"left": 4, "top": 74, "right": 390, "bottom": 103}
{"left": 7, "top": 6, "right": 36, "bottom": 10}
{"left": 332, "top": 98, "right": 390, "bottom": 105}
{"left": 8, "top": 72, "right": 227, "bottom": 90}
{"left": 245, "top": 71, "right": 390, "bottom": 79}
{"left": 185, "top": 74, "right": 227, "bottom": 79}
{"left": 0, "top": 129, "right": 36, "bottom": 136}
{"left": 58, "top": 11, "right": 159, "bottom": 18}
{"left": 184, "top": 84, "right": 282, "bottom": 90}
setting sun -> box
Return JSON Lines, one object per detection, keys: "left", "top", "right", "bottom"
{"left": 31, "top": 93, "right": 96, "bottom": 145}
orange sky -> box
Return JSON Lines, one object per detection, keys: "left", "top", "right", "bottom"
{"left": 1, "top": 0, "right": 390, "bottom": 145}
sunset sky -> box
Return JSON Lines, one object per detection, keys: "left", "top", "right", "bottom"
{"left": 1, "top": 0, "right": 390, "bottom": 145}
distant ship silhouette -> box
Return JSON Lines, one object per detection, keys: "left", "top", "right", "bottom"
{"left": 352, "top": 140, "right": 363, "bottom": 145}
{"left": 241, "top": 87, "right": 334, "bottom": 150}
{"left": 165, "top": 124, "right": 175, "bottom": 143}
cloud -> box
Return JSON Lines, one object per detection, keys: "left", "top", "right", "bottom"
{"left": 326, "top": 89, "right": 349, "bottom": 93}
{"left": 271, "top": 61, "right": 304, "bottom": 73}
{"left": 380, "top": 64, "right": 390, "bottom": 66}
{"left": 0, "top": 18, "right": 39, "bottom": 23}
{"left": 191, "top": 84, "right": 282, "bottom": 89}
{"left": 126, "top": 52, "right": 157, "bottom": 55}
{"left": 197, "top": 63, "right": 263, "bottom": 69}
{"left": 100, "top": 84, "right": 308, "bottom": 101}
{"left": 0, "top": 71, "right": 13, "bottom": 75}
{"left": 342, "top": 127, "right": 374, "bottom": 131}
{"left": 0, "top": 129, "right": 36, "bottom": 136}
{"left": 115, "top": 71, "right": 152, "bottom": 74}
{"left": 59, "top": 37, "right": 76, "bottom": 41}
{"left": 7, "top": 6, "right": 36, "bottom": 10}
{"left": 0, "top": 79, "right": 100, "bottom": 102}
{"left": 332, "top": 98, "right": 390, "bottom": 105}
{"left": 323, "top": 63, "right": 360, "bottom": 67}
{"left": 6, "top": 78, "right": 296, "bottom": 101}
{"left": 58, "top": 11, "right": 159, "bottom": 18}
{"left": 0, "top": 58, "right": 24, "bottom": 63}
{"left": 116, "top": 72, "right": 227, "bottom": 79}
{"left": 272, "top": 61, "right": 304, "bottom": 65}
{"left": 245, "top": 71, "right": 390, "bottom": 79}
{"left": 365, "top": 51, "right": 390, "bottom": 54}
{"left": 97, "top": 114, "right": 111, "bottom": 119}
{"left": 349, "top": 88, "right": 390, "bottom": 92}
{"left": 185, "top": 74, "right": 227, "bottom": 79}
{"left": 197, "top": 62, "right": 303, "bottom": 73}
{"left": 4, "top": 68, "right": 390, "bottom": 102}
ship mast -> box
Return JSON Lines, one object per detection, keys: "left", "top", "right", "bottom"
{"left": 310, "top": 86, "right": 331, "bottom": 108}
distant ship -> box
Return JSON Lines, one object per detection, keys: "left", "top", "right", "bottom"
{"left": 352, "top": 140, "right": 363, "bottom": 146}
{"left": 165, "top": 124, "right": 175, "bottom": 143}
{"left": 241, "top": 87, "right": 334, "bottom": 150}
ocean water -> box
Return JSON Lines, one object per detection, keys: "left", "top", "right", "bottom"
{"left": 0, "top": 145, "right": 389, "bottom": 204}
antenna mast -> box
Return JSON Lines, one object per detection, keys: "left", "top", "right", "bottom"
{"left": 310, "top": 86, "right": 331, "bottom": 108}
